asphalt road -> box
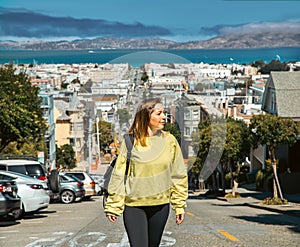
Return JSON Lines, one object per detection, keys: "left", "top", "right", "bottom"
{"left": 1, "top": 196, "right": 300, "bottom": 247}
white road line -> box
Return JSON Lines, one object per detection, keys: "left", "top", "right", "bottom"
{"left": 0, "top": 230, "right": 19, "bottom": 233}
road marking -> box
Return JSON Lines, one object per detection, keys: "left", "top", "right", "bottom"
{"left": 107, "top": 232, "right": 128, "bottom": 247}
{"left": 69, "top": 232, "right": 106, "bottom": 247}
{"left": 22, "top": 221, "right": 43, "bottom": 224}
{"left": 0, "top": 230, "right": 18, "bottom": 233}
{"left": 53, "top": 231, "right": 68, "bottom": 235}
{"left": 217, "top": 230, "right": 239, "bottom": 241}
{"left": 186, "top": 211, "right": 194, "bottom": 216}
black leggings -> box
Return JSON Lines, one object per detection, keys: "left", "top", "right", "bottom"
{"left": 123, "top": 203, "right": 170, "bottom": 247}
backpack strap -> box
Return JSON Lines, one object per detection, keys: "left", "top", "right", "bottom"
{"left": 123, "top": 133, "right": 134, "bottom": 181}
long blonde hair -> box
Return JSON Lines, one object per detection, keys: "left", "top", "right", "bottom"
{"left": 129, "top": 98, "right": 162, "bottom": 147}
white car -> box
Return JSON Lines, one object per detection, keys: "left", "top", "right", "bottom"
{"left": 90, "top": 174, "right": 104, "bottom": 196}
{"left": 0, "top": 171, "right": 50, "bottom": 219}
{"left": 64, "top": 171, "right": 96, "bottom": 199}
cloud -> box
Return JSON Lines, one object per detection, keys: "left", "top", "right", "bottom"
{"left": 200, "top": 21, "right": 300, "bottom": 36}
{"left": 0, "top": 8, "right": 171, "bottom": 39}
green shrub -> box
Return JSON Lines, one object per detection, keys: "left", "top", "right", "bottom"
{"left": 224, "top": 192, "right": 241, "bottom": 198}
{"left": 256, "top": 169, "right": 273, "bottom": 191}
{"left": 224, "top": 172, "right": 238, "bottom": 189}
{"left": 262, "top": 197, "right": 288, "bottom": 205}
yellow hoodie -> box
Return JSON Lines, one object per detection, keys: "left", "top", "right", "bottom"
{"left": 104, "top": 131, "right": 188, "bottom": 216}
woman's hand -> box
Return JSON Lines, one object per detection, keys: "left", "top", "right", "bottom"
{"left": 107, "top": 215, "right": 117, "bottom": 223}
{"left": 176, "top": 213, "right": 185, "bottom": 225}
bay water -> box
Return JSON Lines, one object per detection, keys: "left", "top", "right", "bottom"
{"left": 0, "top": 47, "right": 299, "bottom": 67}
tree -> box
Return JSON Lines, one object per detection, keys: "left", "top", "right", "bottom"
{"left": 56, "top": 144, "right": 76, "bottom": 170}
{"left": 163, "top": 122, "right": 181, "bottom": 144}
{"left": 191, "top": 117, "right": 250, "bottom": 195}
{"left": 71, "top": 78, "right": 80, "bottom": 84}
{"left": 0, "top": 64, "right": 47, "bottom": 154}
{"left": 250, "top": 60, "right": 265, "bottom": 69}
{"left": 61, "top": 81, "right": 68, "bottom": 89}
{"left": 117, "top": 108, "right": 130, "bottom": 127}
{"left": 221, "top": 118, "right": 251, "bottom": 195}
{"left": 96, "top": 121, "right": 114, "bottom": 152}
{"left": 258, "top": 60, "right": 289, "bottom": 74}
{"left": 249, "top": 114, "right": 299, "bottom": 200}
{"left": 191, "top": 118, "right": 226, "bottom": 193}
{"left": 141, "top": 72, "right": 149, "bottom": 82}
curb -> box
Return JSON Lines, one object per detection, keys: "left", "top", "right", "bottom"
{"left": 218, "top": 196, "right": 300, "bottom": 218}
{"left": 244, "top": 202, "right": 300, "bottom": 218}
{"left": 190, "top": 193, "right": 300, "bottom": 218}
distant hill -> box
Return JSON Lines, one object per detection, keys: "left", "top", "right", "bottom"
{"left": 171, "top": 32, "right": 300, "bottom": 49}
{"left": 1, "top": 32, "right": 299, "bottom": 50}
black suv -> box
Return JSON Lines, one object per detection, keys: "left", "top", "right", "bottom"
{"left": 0, "top": 180, "right": 21, "bottom": 220}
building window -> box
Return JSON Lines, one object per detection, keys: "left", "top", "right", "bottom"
{"left": 185, "top": 127, "right": 190, "bottom": 136}
{"left": 192, "top": 110, "right": 199, "bottom": 119}
{"left": 69, "top": 138, "right": 75, "bottom": 147}
{"left": 77, "top": 122, "right": 83, "bottom": 131}
{"left": 185, "top": 110, "right": 190, "bottom": 120}
{"left": 271, "top": 92, "right": 276, "bottom": 113}
{"left": 193, "top": 127, "right": 198, "bottom": 133}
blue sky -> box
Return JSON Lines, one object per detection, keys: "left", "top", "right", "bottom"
{"left": 1, "top": 0, "right": 300, "bottom": 42}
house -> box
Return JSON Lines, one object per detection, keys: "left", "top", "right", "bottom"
{"left": 259, "top": 71, "right": 300, "bottom": 193}
{"left": 54, "top": 92, "right": 85, "bottom": 163}
{"left": 175, "top": 94, "right": 202, "bottom": 158}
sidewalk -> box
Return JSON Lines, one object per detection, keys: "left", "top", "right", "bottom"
{"left": 233, "top": 183, "right": 300, "bottom": 217}
{"left": 189, "top": 183, "right": 300, "bottom": 218}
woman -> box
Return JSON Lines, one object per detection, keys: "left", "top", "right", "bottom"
{"left": 104, "top": 98, "right": 188, "bottom": 247}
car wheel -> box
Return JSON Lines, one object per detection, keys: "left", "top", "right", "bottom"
{"left": 49, "top": 169, "right": 60, "bottom": 193}
{"left": 12, "top": 207, "right": 24, "bottom": 220}
{"left": 60, "top": 190, "right": 75, "bottom": 204}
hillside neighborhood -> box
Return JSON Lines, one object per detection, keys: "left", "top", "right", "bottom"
{"left": 0, "top": 61, "right": 300, "bottom": 197}
{"left": 2, "top": 60, "right": 300, "bottom": 195}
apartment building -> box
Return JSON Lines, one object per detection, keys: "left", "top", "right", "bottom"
{"left": 54, "top": 92, "right": 85, "bottom": 162}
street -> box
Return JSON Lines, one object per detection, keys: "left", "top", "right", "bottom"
{"left": 1, "top": 195, "right": 300, "bottom": 247}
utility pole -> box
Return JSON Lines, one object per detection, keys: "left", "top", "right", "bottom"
{"left": 96, "top": 117, "right": 101, "bottom": 166}
{"left": 88, "top": 119, "right": 93, "bottom": 166}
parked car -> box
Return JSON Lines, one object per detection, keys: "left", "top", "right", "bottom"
{"left": 64, "top": 171, "right": 96, "bottom": 199}
{"left": 90, "top": 174, "right": 104, "bottom": 196}
{"left": 0, "top": 171, "right": 50, "bottom": 219}
{"left": 0, "top": 180, "right": 21, "bottom": 220}
{"left": 57, "top": 173, "right": 85, "bottom": 204}
{"left": 0, "top": 155, "right": 60, "bottom": 195}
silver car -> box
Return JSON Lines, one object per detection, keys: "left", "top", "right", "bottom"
{"left": 58, "top": 173, "right": 85, "bottom": 204}
{"left": 64, "top": 171, "right": 96, "bottom": 199}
